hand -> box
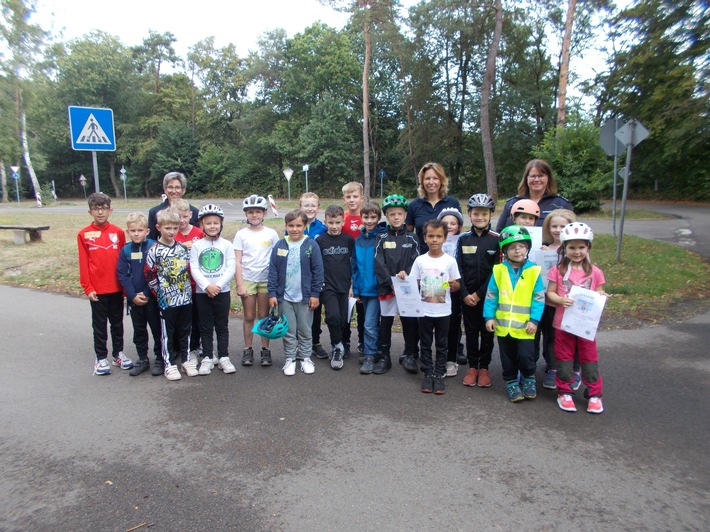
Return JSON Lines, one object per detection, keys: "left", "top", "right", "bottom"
{"left": 449, "top": 279, "right": 460, "bottom": 292}
{"left": 463, "top": 294, "right": 478, "bottom": 307}
{"left": 206, "top": 285, "right": 221, "bottom": 298}
{"left": 485, "top": 319, "right": 495, "bottom": 332}
{"left": 561, "top": 296, "right": 575, "bottom": 308}
{"left": 132, "top": 294, "right": 148, "bottom": 306}
{"left": 525, "top": 322, "right": 538, "bottom": 335}
{"left": 236, "top": 284, "right": 247, "bottom": 298}
{"left": 87, "top": 291, "right": 98, "bottom": 302}
{"left": 269, "top": 297, "right": 278, "bottom": 309}
{"left": 308, "top": 297, "right": 319, "bottom": 310}
{"left": 396, "top": 271, "right": 407, "bottom": 280}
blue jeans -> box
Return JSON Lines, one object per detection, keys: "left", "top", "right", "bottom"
{"left": 360, "top": 296, "right": 380, "bottom": 357}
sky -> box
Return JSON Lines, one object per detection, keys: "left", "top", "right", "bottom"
{"left": 34, "top": 0, "right": 415, "bottom": 58}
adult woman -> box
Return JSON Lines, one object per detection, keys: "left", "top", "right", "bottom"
{"left": 148, "top": 172, "right": 200, "bottom": 240}
{"left": 406, "top": 162, "right": 462, "bottom": 252}
{"left": 495, "top": 159, "right": 573, "bottom": 232}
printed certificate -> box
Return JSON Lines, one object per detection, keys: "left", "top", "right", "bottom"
{"left": 391, "top": 275, "right": 423, "bottom": 317}
{"left": 532, "top": 249, "right": 559, "bottom": 289}
{"left": 560, "top": 285, "right": 607, "bottom": 341}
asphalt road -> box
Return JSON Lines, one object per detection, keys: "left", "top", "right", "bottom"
{"left": 1, "top": 201, "right": 709, "bottom": 531}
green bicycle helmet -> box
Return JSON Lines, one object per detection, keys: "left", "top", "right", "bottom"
{"left": 252, "top": 307, "right": 289, "bottom": 340}
{"left": 382, "top": 194, "right": 409, "bottom": 213}
{"left": 498, "top": 225, "right": 532, "bottom": 251}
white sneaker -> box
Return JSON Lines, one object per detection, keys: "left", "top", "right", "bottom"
{"left": 198, "top": 357, "right": 214, "bottom": 375}
{"left": 218, "top": 357, "right": 236, "bottom": 374}
{"left": 93, "top": 358, "right": 112, "bottom": 376}
{"left": 112, "top": 352, "right": 134, "bottom": 370}
{"left": 165, "top": 365, "right": 182, "bottom": 381}
{"left": 445, "top": 361, "right": 458, "bottom": 378}
{"left": 301, "top": 358, "right": 315, "bottom": 375}
{"left": 182, "top": 358, "right": 198, "bottom": 377}
{"left": 283, "top": 358, "right": 297, "bottom": 376}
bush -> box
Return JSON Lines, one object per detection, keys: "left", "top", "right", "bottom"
{"left": 531, "top": 122, "right": 612, "bottom": 213}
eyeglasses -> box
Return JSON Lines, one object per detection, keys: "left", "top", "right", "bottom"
{"left": 528, "top": 174, "right": 547, "bottom": 181}
{"left": 91, "top": 206, "right": 109, "bottom": 212}
{"left": 165, "top": 186, "right": 184, "bottom": 191}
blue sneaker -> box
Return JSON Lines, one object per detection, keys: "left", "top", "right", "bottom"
{"left": 571, "top": 371, "right": 582, "bottom": 391}
{"left": 506, "top": 380, "right": 524, "bottom": 402}
{"left": 521, "top": 376, "right": 537, "bottom": 399}
{"left": 112, "top": 352, "right": 134, "bottom": 370}
{"left": 93, "top": 358, "right": 112, "bottom": 376}
{"left": 543, "top": 369, "right": 557, "bottom": 390}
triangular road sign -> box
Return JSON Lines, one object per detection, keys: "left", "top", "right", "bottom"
{"left": 77, "top": 113, "right": 111, "bottom": 145}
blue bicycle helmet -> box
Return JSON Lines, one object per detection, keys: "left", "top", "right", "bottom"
{"left": 252, "top": 307, "right": 289, "bottom": 339}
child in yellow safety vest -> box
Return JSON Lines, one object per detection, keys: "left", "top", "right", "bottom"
{"left": 483, "top": 225, "right": 545, "bottom": 403}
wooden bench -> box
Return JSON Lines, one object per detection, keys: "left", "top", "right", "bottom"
{"left": 0, "top": 225, "right": 50, "bottom": 245}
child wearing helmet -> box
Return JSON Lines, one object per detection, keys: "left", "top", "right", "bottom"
{"left": 483, "top": 225, "right": 545, "bottom": 403}
{"left": 546, "top": 222, "right": 607, "bottom": 414}
{"left": 234, "top": 195, "right": 280, "bottom": 367}
{"left": 372, "top": 194, "right": 421, "bottom": 375}
{"left": 457, "top": 193, "right": 500, "bottom": 388}
{"left": 190, "top": 204, "right": 237, "bottom": 376}
{"left": 510, "top": 199, "right": 540, "bottom": 227}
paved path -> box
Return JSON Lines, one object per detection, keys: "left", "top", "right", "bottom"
{"left": 1, "top": 202, "right": 709, "bottom": 531}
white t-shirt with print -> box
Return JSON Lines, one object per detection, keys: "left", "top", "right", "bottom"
{"left": 233, "top": 226, "right": 279, "bottom": 282}
{"left": 409, "top": 252, "right": 461, "bottom": 318}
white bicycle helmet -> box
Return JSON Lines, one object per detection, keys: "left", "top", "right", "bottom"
{"left": 467, "top": 193, "right": 496, "bottom": 211}
{"left": 437, "top": 207, "right": 464, "bottom": 226}
{"left": 560, "top": 222, "right": 594, "bottom": 243}
{"left": 198, "top": 204, "right": 225, "bottom": 220}
{"left": 242, "top": 195, "right": 268, "bottom": 211}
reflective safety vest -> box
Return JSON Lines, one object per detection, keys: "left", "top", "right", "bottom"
{"left": 492, "top": 264, "right": 541, "bottom": 339}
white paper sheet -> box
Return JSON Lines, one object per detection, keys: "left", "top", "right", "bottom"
{"left": 560, "top": 285, "right": 607, "bottom": 341}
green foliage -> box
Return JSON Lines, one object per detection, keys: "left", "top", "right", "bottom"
{"left": 531, "top": 120, "right": 611, "bottom": 212}
{"left": 149, "top": 122, "right": 199, "bottom": 192}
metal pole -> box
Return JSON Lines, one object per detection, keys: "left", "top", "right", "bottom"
{"left": 615, "top": 121, "right": 635, "bottom": 262}
{"left": 305, "top": 169, "right": 309, "bottom": 193}
{"left": 288, "top": 180, "right": 291, "bottom": 201}
{"left": 611, "top": 117, "right": 619, "bottom": 237}
{"left": 14, "top": 179, "right": 20, "bottom": 203}
{"left": 92, "top": 151, "right": 100, "bottom": 193}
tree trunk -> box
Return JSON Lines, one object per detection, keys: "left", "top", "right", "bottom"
{"left": 108, "top": 156, "right": 120, "bottom": 197}
{"left": 0, "top": 161, "right": 7, "bottom": 203}
{"left": 481, "top": 0, "right": 503, "bottom": 200}
{"left": 19, "top": 102, "right": 42, "bottom": 207}
{"left": 361, "top": 6, "right": 372, "bottom": 198}
{"left": 557, "top": 0, "right": 577, "bottom": 129}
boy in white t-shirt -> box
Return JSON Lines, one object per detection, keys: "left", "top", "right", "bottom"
{"left": 409, "top": 219, "right": 461, "bottom": 394}
{"left": 234, "top": 195, "right": 280, "bottom": 367}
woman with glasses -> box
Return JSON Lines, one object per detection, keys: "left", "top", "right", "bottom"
{"left": 147, "top": 172, "right": 200, "bottom": 240}
{"left": 495, "top": 159, "right": 574, "bottom": 232}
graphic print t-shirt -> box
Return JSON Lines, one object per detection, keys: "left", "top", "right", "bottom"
{"left": 145, "top": 241, "right": 192, "bottom": 309}
{"left": 409, "top": 252, "right": 461, "bottom": 317}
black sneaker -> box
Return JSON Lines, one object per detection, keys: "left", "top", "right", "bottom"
{"left": 403, "top": 355, "right": 418, "bottom": 374}
{"left": 360, "top": 356, "right": 374, "bottom": 374}
{"left": 312, "top": 344, "right": 329, "bottom": 359}
{"left": 241, "top": 347, "right": 254, "bottom": 366}
{"left": 260, "top": 347, "right": 272, "bottom": 366}
{"left": 372, "top": 354, "right": 392, "bottom": 375}
{"left": 151, "top": 359, "right": 165, "bottom": 377}
{"left": 399, "top": 353, "right": 406, "bottom": 364}
{"left": 433, "top": 375, "right": 446, "bottom": 395}
{"left": 342, "top": 343, "right": 350, "bottom": 359}
{"left": 331, "top": 346, "right": 344, "bottom": 370}
{"left": 421, "top": 374, "right": 434, "bottom": 393}
{"left": 129, "top": 359, "right": 150, "bottom": 376}
{"left": 357, "top": 343, "right": 364, "bottom": 355}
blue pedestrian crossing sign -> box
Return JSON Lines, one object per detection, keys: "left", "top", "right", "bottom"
{"left": 68, "top": 106, "right": 116, "bottom": 151}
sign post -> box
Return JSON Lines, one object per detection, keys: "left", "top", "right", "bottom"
{"left": 302, "top": 164, "right": 309, "bottom": 193}
{"left": 68, "top": 106, "right": 116, "bottom": 193}
{"left": 283, "top": 167, "right": 293, "bottom": 201}
{"left": 378, "top": 169, "right": 386, "bottom": 198}
{"left": 600, "top": 118, "right": 626, "bottom": 236}
{"left": 10, "top": 165, "right": 20, "bottom": 203}
{"left": 119, "top": 166, "right": 127, "bottom": 201}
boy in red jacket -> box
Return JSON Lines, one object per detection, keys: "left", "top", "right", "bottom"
{"left": 78, "top": 192, "right": 132, "bottom": 376}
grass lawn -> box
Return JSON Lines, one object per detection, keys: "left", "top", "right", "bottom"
{"left": 1, "top": 199, "right": 708, "bottom": 330}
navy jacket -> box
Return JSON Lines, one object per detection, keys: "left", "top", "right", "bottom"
{"left": 268, "top": 236, "right": 324, "bottom": 301}
{"left": 456, "top": 228, "right": 500, "bottom": 300}
{"left": 374, "top": 224, "right": 420, "bottom": 298}
{"left": 117, "top": 239, "right": 157, "bottom": 302}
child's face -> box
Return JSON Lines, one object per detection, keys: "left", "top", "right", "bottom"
{"left": 201, "top": 215, "right": 222, "bottom": 237}
{"left": 343, "top": 191, "right": 363, "bottom": 213}
{"left": 440, "top": 215, "right": 461, "bottom": 236}
{"left": 286, "top": 217, "right": 306, "bottom": 241}
{"left": 89, "top": 204, "right": 112, "bottom": 226}
{"left": 177, "top": 210, "right": 191, "bottom": 230}
{"left": 157, "top": 222, "right": 179, "bottom": 242}
{"left": 564, "top": 240, "right": 590, "bottom": 263}
{"left": 548, "top": 216, "right": 568, "bottom": 244}
{"left": 127, "top": 222, "right": 148, "bottom": 244}
{"left": 300, "top": 199, "right": 319, "bottom": 222}
{"left": 245, "top": 208, "right": 265, "bottom": 226}
{"left": 325, "top": 215, "right": 344, "bottom": 236}
{"left": 385, "top": 207, "right": 406, "bottom": 228}
{"left": 504, "top": 242, "right": 529, "bottom": 264}
{"left": 361, "top": 212, "right": 380, "bottom": 232}
{"left": 513, "top": 213, "right": 537, "bottom": 227}
{"left": 469, "top": 208, "right": 492, "bottom": 231}
{"left": 424, "top": 226, "right": 447, "bottom": 252}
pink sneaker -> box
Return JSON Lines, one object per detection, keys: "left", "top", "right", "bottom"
{"left": 587, "top": 397, "right": 604, "bottom": 414}
{"left": 557, "top": 394, "right": 577, "bottom": 412}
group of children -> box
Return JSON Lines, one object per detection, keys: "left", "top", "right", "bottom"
{"left": 79, "top": 181, "right": 606, "bottom": 413}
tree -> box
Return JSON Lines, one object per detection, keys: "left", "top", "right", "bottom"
{"left": 132, "top": 31, "right": 180, "bottom": 94}
{"left": 480, "top": 0, "right": 503, "bottom": 199}
{"left": 556, "top": 0, "right": 577, "bottom": 129}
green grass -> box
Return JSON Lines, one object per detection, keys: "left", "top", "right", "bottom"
{"left": 1, "top": 201, "right": 708, "bottom": 328}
